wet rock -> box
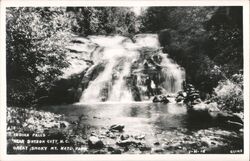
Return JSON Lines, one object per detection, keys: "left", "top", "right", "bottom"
{"left": 107, "top": 146, "right": 115, "bottom": 151}
{"left": 139, "top": 144, "right": 151, "bottom": 151}
{"left": 110, "top": 124, "right": 124, "bottom": 132}
{"left": 232, "top": 112, "right": 244, "bottom": 123}
{"left": 207, "top": 102, "right": 220, "bottom": 112}
{"left": 176, "top": 95, "right": 184, "bottom": 103}
{"left": 60, "top": 121, "right": 69, "bottom": 128}
{"left": 189, "top": 92, "right": 200, "bottom": 98}
{"left": 177, "top": 91, "right": 184, "bottom": 97}
{"left": 116, "top": 139, "right": 142, "bottom": 147}
{"left": 120, "top": 134, "right": 130, "bottom": 140}
{"left": 227, "top": 120, "right": 243, "bottom": 128}
{"left": 153, "top": 95, "right": 169, "bottom": 103}
{"left": 153, "top": 148, "right": 164, "bottom": 153}
{"left": 207, "top": 102, "right": 220, "bottom": 118}
{"left": 88, "top": 136, "right": 104, "bottom": 149}
{"left": 93, "top": 149, "right": 107, "bottom": 154}
{"left": 111, "top": 149, "right": 122, "bottom": 154}
{"left": 109, "top": 134, "right": 116, "bottom": 139}
{"left": 107, "top": 146, "right": 122, "bottom": 154}
{"left": 176, "top": 91, "right": 187, "bottom": 103}
{"left": 183, "top": 84, "right": 202, "bottom": 105}
{"left": 135, "top": 135, "right": 145, "bottom": 140}
{"left": 154, "top": 141, "right": 160, "bottom": 145}
{"left": 192, "top": 98, "right": 202, "bottom": 105}
{"left": 93, "top": 116, "right": 101, "bottom": 119}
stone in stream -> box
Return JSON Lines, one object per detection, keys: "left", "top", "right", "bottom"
{"left": 59, "top": 121, "right": 69, "bottom": 128}
{"left": 107, "top": 146, "right": 115, "bottom": 151}
{"left": 93, "top": 149, "right": 107, "bottom": 154}
{"left": 154, "top": 141, "right": 160, "bottom": 146}
{"left": 192, "top": 98, "right": 202, "bottom": 105}
{"left": 152, "top": 148, "right": 164, "bottom": 153}
{"left": 107, "top": 146, "right": 122, "bottom": 154}
{"left": 232, "top": 112, "right": 244, "bottom": 123}
{"left": 88, "top": 136, "right": 104, "bottom": 149}
{"left": 152, "top": 95, "right": 169, "bottom": 103}
{"left": 109, "top": 124, "right": 125, "bottom": 132}
{"left": 177, "top": 91, "right": 187, "bottom": 97}
{"left": 139, "top": 144, "right": 151, "bottom": 151}
{"left": 111, "top": 149, "right": 122, "bottom": 154}
{"left": 120, "top": 134, "right": 130, "bottom": 140}
{"left": 135, "top": 134, "right": 145, "bottom": 140}
{"left": 116, "top": 139, "right": 142, "bottom": 147}
{"left": 107, "top": 132, "right": 116, "bottom": 139}
{"left": 176, "top": 95, "right": 184, "bottom": 102}
{"left": 207, "top": 102, "right": 219, "bottom": 112}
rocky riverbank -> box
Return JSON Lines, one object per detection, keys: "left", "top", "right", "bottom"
{"left": 174, "top": 83, "right": 243, "bottom": 131}
{"left": 7, "top": 106, "right": 243, "bottom": 154}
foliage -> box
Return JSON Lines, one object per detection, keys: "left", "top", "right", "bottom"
{"left": 6, "top": 7, "right": 73, "bottom": 106}
{"left": 67, "top": 7, "right": 138, "bottom": 37}
{"left": 212, "top": 73, "right": 243, "bottom": 113}
{"left": 139, "top": 7, "right": 175, "bottom": 32}
{"left": 205, "top": 18, "right": 243, "bottom": 77}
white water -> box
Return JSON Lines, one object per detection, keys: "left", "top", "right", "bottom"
{"left": 108, "top": 61, "right": 133, "bottom": 102}
{"left": 160, "top": 53, "right": 186, "bottom": 93}
{"left": 80, "top": 34, "right": 185, "bottom": 103}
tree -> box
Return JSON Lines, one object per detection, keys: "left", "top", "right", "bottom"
{"left": 67, "top": 7, "right": 138, "bottom": 36}
{"left": 6, "top": 7, "right": 73, "bottom": 106}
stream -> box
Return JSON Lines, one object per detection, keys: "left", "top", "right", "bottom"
{"left": 42, "top": 101, "right": 243, "bottom": 154}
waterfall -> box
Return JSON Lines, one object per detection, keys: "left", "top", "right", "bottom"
{"left": 80, "top": 34, "right": 185, "bottom": 103}
{"left": 108, "top": 61, "right": 133, "bottom": 102}
{"left": 80, "top": 58, "right": 117, "bottom": 102}
{"left": 160, "top": 53, "right": 185, "bottom": 93}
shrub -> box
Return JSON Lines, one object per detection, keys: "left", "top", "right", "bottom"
{"left": 212, "top": 73, "right": 243, "bottom": 113}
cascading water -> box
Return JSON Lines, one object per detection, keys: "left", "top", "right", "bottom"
{"left": 108, "top": 61, "right": 133, "bottom": 102}
{"left": 80, "top": 34, "right": 185, "bottom": 103}
{"left": 159, "top": 53, "right": 186, "bottom": 93}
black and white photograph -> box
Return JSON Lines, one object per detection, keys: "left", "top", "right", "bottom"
{"left": 0, "top": 0, "right": 249, "bottom": 160}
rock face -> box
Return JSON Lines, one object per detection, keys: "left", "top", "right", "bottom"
{"left": 153, "top": 95, "right": 170, "bottom": 103}
{"left": 88, "top": 136, "right": 104, "bottom": 149}
{"left": 36, "top": 37, "right": 99, "bottom": 105}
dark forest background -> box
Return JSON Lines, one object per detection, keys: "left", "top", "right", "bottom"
{"left": 6, "top": 7, "right": 243, "bottom": 113}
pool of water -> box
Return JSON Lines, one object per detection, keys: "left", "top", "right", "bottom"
{"left": 40, "top": 102, "right": 243, "bottom": 154}
{"left": 43, "top": 102, "right": 188, "bottom": 133}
